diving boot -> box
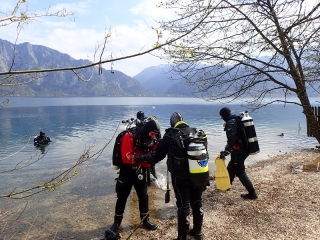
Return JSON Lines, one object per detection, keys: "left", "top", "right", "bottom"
{"left": 241, "top": 186, "right": 258, "bottom": 200}
{"left": 188, "top": 229, "right": 203, "bottom": 240}
{"left": 110, "top": 215, "right": 123, "bottom": 233}
{"left": 174, "top": 234, "right": 187, "bottom": 240}
{"left": 241, "top": 192, "right": 258, "bottom": 200}
{"left": 189, "top": 207, "right": 203, "bottom": 240}
{"left": 103, "top": 230, "right": 119, "bottom": 240}
{"left": 140, "top": 214, "right": 158, "bottom": 230}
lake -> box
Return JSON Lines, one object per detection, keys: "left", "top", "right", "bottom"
{"left": 0, "top": 97, "right": 319, "bottom": 239}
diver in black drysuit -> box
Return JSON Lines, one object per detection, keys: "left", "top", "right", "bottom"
{"left": 219, "top": 107, "right": 258, "bottom": 200}
{"left": 135, "top": 112, "right": 205, "bottom": 240}
{"left": 136, "top": 111, "right": 158, "bottom": 181}
{"left": 34, "top": 131, "right": 51, "bottom": 146}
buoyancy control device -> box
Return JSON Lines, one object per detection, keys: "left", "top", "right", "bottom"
{"left": 112, "top": 115, "right": 160, "bottom": 170}
{"left": 112, "top": 117, "right": 137, "bottom": 170}
{"left": 239, "top": 111, "right": 260, "bottom": 155}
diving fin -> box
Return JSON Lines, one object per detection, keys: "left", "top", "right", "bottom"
{"left": 215, "top": 155, "right": 231, "bottom": 191}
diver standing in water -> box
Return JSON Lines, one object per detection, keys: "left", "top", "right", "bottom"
{"left": 135, "top": 111, "right": 158, "bottom": 182}
{"left": 33, "top": 131, "right": 51, "bottom": 146}
{"left": 103, "top": 119, "right": 161, "bottom": 240}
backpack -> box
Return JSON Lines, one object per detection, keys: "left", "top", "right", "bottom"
{"left": 168, "top": 127, "right": 210, "bottom": 188}
{"left": 237, "top": 111, "right": 260, "bottom": 155}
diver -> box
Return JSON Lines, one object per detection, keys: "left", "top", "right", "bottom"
{"left": 136, "top": 111, "right": 158, "bottom": 182}
{"left": 34, "top": 131, "right": 51, "bottom": 146}
{"left": 135, "top": 112, "right": 208, "bottom": 240}
{"left": 103, "top": 120, "right": 161, "bottom": 240}
{"left": 219, "top": 107, "right": 258, "bottom": 200}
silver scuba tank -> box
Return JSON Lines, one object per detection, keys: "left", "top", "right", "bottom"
{"left": 240, "top": 111, "right": 260, "bottom": 155}
{"left": 119, "top": 118, "right": 136, "bottom": 133}
{"left": 187, "top": 133, "right": 209, "bottom": 187}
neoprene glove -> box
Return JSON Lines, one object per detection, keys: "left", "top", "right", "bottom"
{"left": 224, "top": 144, "right": 232, "bottom": 152}
{"left": 135, "top": 155, "right": 147, "bottom": 163}
{"left": 135, "top": 153, "right": 155, "bottom": 164}
{"left": 220, "top": 150, "right": 230, "bottom": 160}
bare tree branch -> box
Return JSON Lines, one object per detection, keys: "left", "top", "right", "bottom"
{"left": 156, "top": 0, "right": 320, "bottom": 142}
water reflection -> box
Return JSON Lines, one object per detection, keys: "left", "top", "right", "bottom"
{"left": 1, "top": 102, "right": 318, "bottom": 193}
{"left": 0, "top": 98, "right": 319, "bottom": 239}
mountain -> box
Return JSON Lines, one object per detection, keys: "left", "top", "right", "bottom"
{"left": 133, "top": 64, "right": 176, "bottom": 94}
{"left": 133, "top": 64, "right": 195, "bottom": 96}
{"left": 135, "top": 61, "right": 318, "bottom": 98}
{"left": 0, "top": 39, "right": 153, "bottom": 97}
{"left": 2, "top": 38, "right": 315, "bottom": 98}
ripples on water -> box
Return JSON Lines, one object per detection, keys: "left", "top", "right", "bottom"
{"left": 0, "top": 98, "right": 318, "bottom": 189}
{"left": 0, "top": 97, "right": 319, "bottom": 238}
{"left": 1, "top": 98, "right": 319, "bottom": 189}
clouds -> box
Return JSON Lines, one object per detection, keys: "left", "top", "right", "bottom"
{"left": 0, "top": 0, "right": 170, "bottom": 77}
{"left": 131, "top": 0, "right": 175, "bottom": 23}
{"left": 104, "top": 21, "right": 165, "bottom": 76}
{"left": 49, "top": 1, "right": 92, "bottom": 15}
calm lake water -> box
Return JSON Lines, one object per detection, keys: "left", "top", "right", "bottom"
{"left": 0, "top": 97, "right": 319, "bottom": 239}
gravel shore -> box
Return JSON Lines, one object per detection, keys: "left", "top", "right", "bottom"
{"left": 1, "top": 150, "right": 319, "bottom": 240}
{"left": 133, "top": 149, "right": 320, "bottom": 240}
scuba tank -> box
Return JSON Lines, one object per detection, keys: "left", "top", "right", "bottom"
{"left": 239, "top": 111, "right": 260, "bottom": 155}
{"left": 119, "top": 118, "right": 136, "bottom": 133}
{"left": 119, "top": 120, "right": 128, "bottom": 133}
{"left": 187, "top": 132, "right": 210, "bottom": 188}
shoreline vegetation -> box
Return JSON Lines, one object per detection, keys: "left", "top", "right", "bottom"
{"left": 124, "top": 149, "right": 320, "bottom": 240}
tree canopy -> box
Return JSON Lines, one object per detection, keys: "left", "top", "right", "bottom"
{"left": 156, "top": 0, "right": 320, "bottom": 142}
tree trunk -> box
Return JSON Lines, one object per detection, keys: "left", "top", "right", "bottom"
{"left": 300, "top": 98, "right": 320, "bottom": 144}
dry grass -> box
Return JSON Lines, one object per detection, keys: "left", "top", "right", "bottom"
{"left": 135, "top": 149, "right": 320, "bottom": 240}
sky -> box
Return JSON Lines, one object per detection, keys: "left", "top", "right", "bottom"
{"left": 0, "top": 0, "right": 174, "bottom": 77}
